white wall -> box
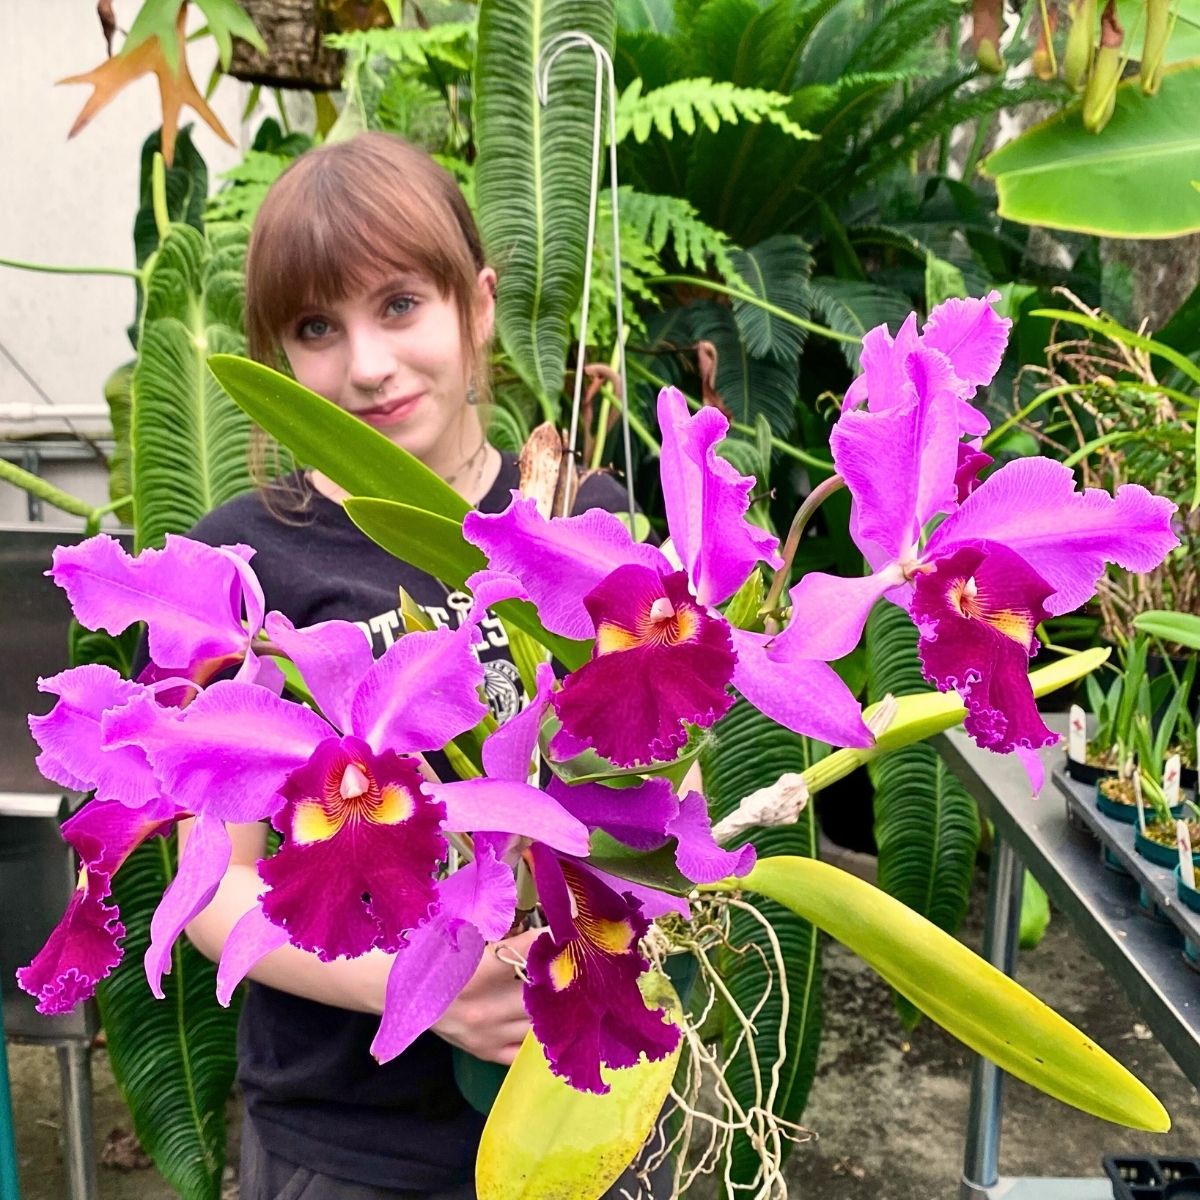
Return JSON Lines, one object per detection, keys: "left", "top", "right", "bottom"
{"left": 0, "top": 0, "right": 261, "bottom": 527}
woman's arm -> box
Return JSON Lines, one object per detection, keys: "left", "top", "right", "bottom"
{"left": 180, "top": 818, "right": 535, "bottom": 1063}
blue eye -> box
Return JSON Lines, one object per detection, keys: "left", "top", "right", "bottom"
{"left": 297, "top": 316, "right": 332, "bottom": 340}
{"left": 386, "top": 295, "right": 417, "bottom": 317}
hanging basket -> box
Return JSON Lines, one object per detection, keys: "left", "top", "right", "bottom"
{"left": 227, "top": 0, "right": 344, "bottom": 92}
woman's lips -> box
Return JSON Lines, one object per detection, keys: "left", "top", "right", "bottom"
{"left": 359, "top": 393, "right": 422, "bottom": 428}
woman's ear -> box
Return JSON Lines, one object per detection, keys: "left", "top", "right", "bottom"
{"left": 476, "top": 266, "right": 497, "bottom": 344}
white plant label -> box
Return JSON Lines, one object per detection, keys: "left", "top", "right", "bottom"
{"left": 1068, "top": 704, "right": 1087, "bottom": 763}
{"left": 1134, "top": 774, "right": 1147, "bottom": 834}
{"left": 1164, "top": 754, "right": 1181, "bottom": 810}
{"left": 1177, "top": 820, "right": 1195, "bottom": 891}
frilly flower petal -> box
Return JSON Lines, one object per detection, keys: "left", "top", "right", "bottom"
{"left": 259, "top": 739, "right": 445, "bottom": 960}
{"left": 525, "top": 849, "right": 678, "bottom": 1094}
{"left": 431, "top": 778, "right": 591, "bottom": 856}
{"left": 925, "top": 457, "right": 1180, "bottom": 616}
{"left": 216, "top": 905, "right": 289, "bottom": 1006}
{"left": 463, "top": 495, "right": 666, "bottom": 641}
{"left": 481, "top": 661, "right": 555, "bottom": 783}
{"left": 553, "top": 566, "right": 735, "bottom": 767}
{"left": 922, "top": 291, "right": 1011, "bottom": 401}
{"left": 667, "top": 791, "right": 755, "bottom": 883}
{"left": 29, "top": 666, "right": 162, "bottom": 807}
{"left": 911, "top": 541, "right": 1057, "bottom": 755}
{"left": 656, "top": 386, "right": 781, "bottom": 608}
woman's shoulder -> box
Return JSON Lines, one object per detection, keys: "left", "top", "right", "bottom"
{"left": 575, "top": 467, "right": 633, "bottom": 516}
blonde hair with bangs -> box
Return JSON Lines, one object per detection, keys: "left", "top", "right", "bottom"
{"left": 245, "top": 132, "right": 493, "bottom": 502}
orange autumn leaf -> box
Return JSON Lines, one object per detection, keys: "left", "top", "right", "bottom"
{"left": 58, "top": 7, "right": 232, "bottom": 165}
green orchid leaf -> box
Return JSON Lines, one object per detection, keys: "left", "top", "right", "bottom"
{"left": 981, "top": 61, "right": 1200, "bottom": 238}
{"left": 738, "top": 857, "right": 1170, "bottom": 1131}
{"left": 1134, "top": 610, "right": 1200, "bottom": 651}
{"left": 476, "top": 972, "right": 681, "bottom": 1199}
{"left": 342, "top": 498, "right": 589, "bottom": 671}
{"left": 585, "top": 832, "right": 691, "bottom": 894}
{"left": 206, "top": 354, "right": 470, "bottom": 520}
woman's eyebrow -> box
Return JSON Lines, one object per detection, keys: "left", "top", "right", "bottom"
{"left": 368, "top": 274, "right": 423, "bottom": 298}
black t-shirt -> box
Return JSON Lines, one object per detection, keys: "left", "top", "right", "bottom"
{"left": 188, "top": 455, "right": 632, "bottom": 1191}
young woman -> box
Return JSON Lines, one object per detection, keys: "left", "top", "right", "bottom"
{"left": 181, "top": 133, "right": 663, "bottom": 1199}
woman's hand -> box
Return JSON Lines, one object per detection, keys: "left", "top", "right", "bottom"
{"left": 430, "top": 928, "right": 542, "bottom": 1064}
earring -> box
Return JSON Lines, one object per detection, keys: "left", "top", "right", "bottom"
{"left": 466, "top": 384, "right": 479, "bottom": 406}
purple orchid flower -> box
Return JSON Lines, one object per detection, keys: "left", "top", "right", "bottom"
{"left": 463, "top": 387, "right": 872, "bottom": 768}
{"left": 50, "top": 534, "right": 279, "bottom": 688}
{"left": 524, "top": 844, "right": 679, "bottom": 1094}
{"left": 98, "top": 612, "right": 588, "bottom": 998}
{"left": 17, "top": 794, "right": 183, "bottom": 1014}
{"left": 791, "top": 294, "right": 1179, "bottom": 760}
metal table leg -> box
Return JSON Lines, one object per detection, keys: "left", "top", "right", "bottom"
{"left": 961, "top": 835, "right": 1025, "bottom": 1200}
{"left": 56, "top": 1044, "right": 95, "bottom": 1200}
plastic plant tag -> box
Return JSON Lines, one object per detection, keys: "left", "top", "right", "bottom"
{"left": 1068, "top": 704, "right": 1087, "bottom": 763}
{"left": 1179, "top": 821, "right": 1196, "bottom": 890}
{"left": 1134, "top": 770, "right": 1147, "bottom": 834}
{"left": 1164, "top": 754, "right": 1182, "bottom": 809}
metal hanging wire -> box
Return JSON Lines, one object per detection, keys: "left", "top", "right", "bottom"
{"left": 536, "top": 32, "right": 635, "bottom": 521}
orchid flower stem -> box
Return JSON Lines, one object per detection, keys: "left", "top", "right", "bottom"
{"left": 589, "top": 332, "right": 625, "bottom": 471}
{"left": 626, "top": 358, "right": 834, "bottom": 471}
{"left": 761, "top": 474, "right": 846, "bottom": 615}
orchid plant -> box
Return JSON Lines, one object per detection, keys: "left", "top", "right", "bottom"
{"left": 20, "top": 296, "right": 1180, "bottom": 1196}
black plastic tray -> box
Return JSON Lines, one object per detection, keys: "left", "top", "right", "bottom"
{"left": 1106, "top": 1156, "right": 1200, "bottom": 1199}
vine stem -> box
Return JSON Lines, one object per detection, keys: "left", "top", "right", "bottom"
{"left": 0, "top": 257, "right": 139, "bottom": 279}
{"left": 761, "top": 474, "right": 845, "bottom": 615}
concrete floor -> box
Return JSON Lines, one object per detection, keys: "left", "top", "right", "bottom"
{"left": 7, "top": 876, "right": 1200, "bottom": 1199}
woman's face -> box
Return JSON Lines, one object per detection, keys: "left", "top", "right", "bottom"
{"left": 279, "top": 267, "right": 495, "bottom": 477}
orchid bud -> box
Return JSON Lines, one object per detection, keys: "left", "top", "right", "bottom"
{"left": 1141, "top": 0, "right": 1170, "bottom": 94}
{"left": 1063, "top": 0, "right": 1097, "bottom": 90}
{"left": 1082, "top": 0, "right": 1124, "bottom": 132}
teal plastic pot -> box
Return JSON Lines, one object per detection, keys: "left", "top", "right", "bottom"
{"left": 1176, "top": 864, "right": 1200, "bottom": 914}
{"left": 1096, "top": 781, "right": 1185, "bottom": 825}
{"left": 1135, "top": 826, "right": 1200, "bottom": 869}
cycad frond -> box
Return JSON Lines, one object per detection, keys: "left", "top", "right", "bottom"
{"left": 325, "top": 21, "right": 477, "bottom": 71}
{"left": 614, "top": 76, "right": 816, "bottom": 144}
{"left": 730, "top": 234, "right": 814, "bottom": 365}
{"left": 843, "top": 0, "right": 961, "bottom": 73}
{"left": 806, "top": 276, "right": 914, "bottom": 369}
{"left": 616, "top": 187, "right": 745, "bottom": 284}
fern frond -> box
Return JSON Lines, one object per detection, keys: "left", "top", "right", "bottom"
{"left": 205, "top": 151, "right": 293, "bottom": 223}
{"left": 614, "top": 76, "right": 817, "bottom": 144}
{"left": 806, "top": 277, "right": 913, "bottom": 369}
{"left": 615, "top": 187, "right": 746, "bottom": 285}
{"left": 325, "top": 21, "right": 476, "bottom": 71}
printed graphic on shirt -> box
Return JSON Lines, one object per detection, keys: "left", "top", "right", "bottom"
{"left": 355, "top": 590, "right": 518, "bottom": 721}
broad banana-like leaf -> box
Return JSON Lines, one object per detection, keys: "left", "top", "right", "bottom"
{"left": 867, "top": 601, "right": 980, "bottom": 1029}
{"left": 97, "top": 836, "right": 242, "bottom": 1200}
{"left": 131, "top": 223, "right": 253, "bottom": 550}
{"left": 342, "top": 498, "right": 589, "bottom": 670}
{"left": 981, "top": 61, "right": 1200, "bottom": 238}
{"left": 700, "top": 698, "right": 824, "bottom": 1185}
{"left": 473, "top": 0, "right": 616, "bottom": 413}
{"left": 739, "top": 857, "right": 1170, "bottom": 1131}
{"left": 476, "top": 972, "right": 681, "bottom": 1200}
{"left": 207, "top": 354, "right": 469, "bottom": 520}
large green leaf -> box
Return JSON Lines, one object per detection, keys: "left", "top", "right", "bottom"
{"left": 476, "top": 973, "right": 681, "bottom": 1199}
{"left": 206, "top": 355, "right": 470, "bottom": 520}
{"left": 739, "top": 856, "right": 1170, "bottom": 1131}
{"left": 97, "top": 836, "right": 241, "bottom": 1200}
{"left": 473, "top": 0, "right": 616, "bottom": 411}
{"left": 700, "top": 699, "right": 824, "bottom": 1185}
{"left": 1134, "top": 609, "right": 1200, "bottom": 650}
{"left": 1116, "top": 0, "right": 1200, "bottom": 65}
{"left": 131, "top": 223, "right": 254, "bottom": 550}
{"left": 729, "top": 234, "right": 814, "bottom": 364}
{"left": 866, "top": 601, "right": 980, "bottom": 1028}
{"left": 981, "top": 61, "right": 1200, "bottom": 238}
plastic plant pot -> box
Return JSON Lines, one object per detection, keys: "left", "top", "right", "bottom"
{"left": 1135, "top": 825, "right": 1200, "bottom": 869}
{"left": 1176, "top": 864, "right": 1200, "bottom": 914}
{"left": 1096, "top": 780, "right": 1186, "bottom": 825}
{"left": 1065, "top": 753, "right": 1116, "bottom": 786}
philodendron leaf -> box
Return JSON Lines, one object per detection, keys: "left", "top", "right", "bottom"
{"left": 476, "top": 972, "right": 681, "bottom": 1200}
{"left": 206, "top": 354, "right": 470, "bottom": 520}
{"left": 739, "top": 857, "right": 1170, "bottom": 1132}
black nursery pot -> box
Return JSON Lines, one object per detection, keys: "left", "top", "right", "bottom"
{"left": 1066, "top": 753, "right": 1116, "bottom": 786}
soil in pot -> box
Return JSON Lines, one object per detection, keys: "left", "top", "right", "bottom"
{"left": 1096, "top": 777, "right": 1187, "bottom": 823}
{"left": 1135, "top": 819, "right": 1200, "bottom": 869}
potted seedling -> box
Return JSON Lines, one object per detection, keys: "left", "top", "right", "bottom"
{"left": 1073, "top": 636, "right": 1152, "bottom": 786}
{"left": 1130, "top": 718, "right": 1200, "bottom": 868}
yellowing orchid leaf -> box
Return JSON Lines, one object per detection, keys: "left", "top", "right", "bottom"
{"left": 476, "top": 972, "right": 681, "bottom": 1200}
{"left": 59, "top": 8, "right": 232, "bottom": 165}
{"left": 740, "top": 857, "right": 1170, "bottom": 1132}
